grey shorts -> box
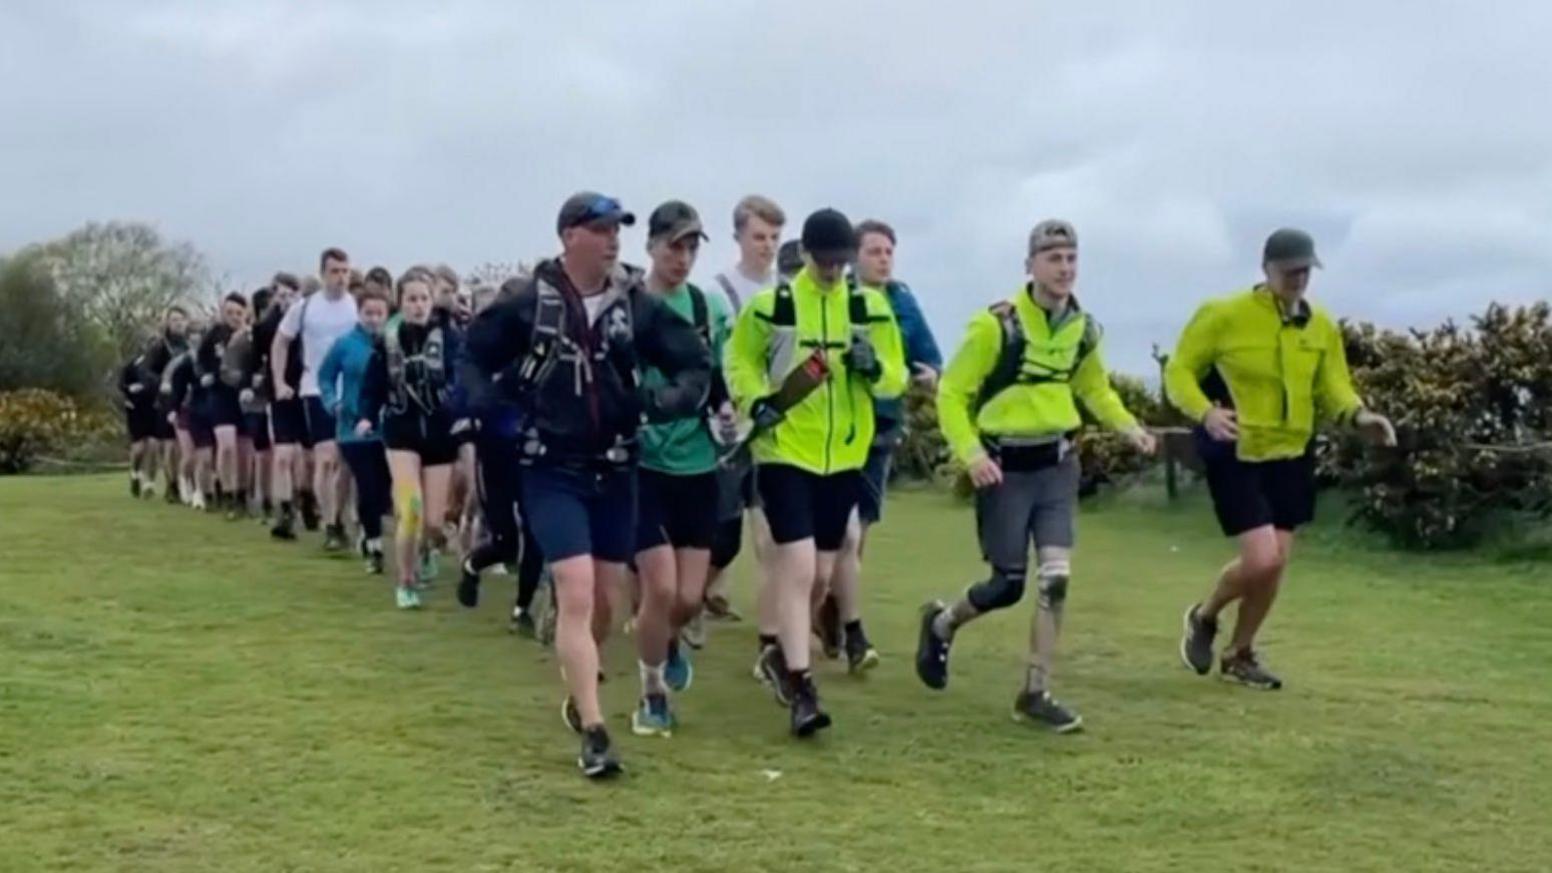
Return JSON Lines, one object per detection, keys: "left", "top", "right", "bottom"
{"left": 975, "top": 454, "right": 1079, "bottom": 567}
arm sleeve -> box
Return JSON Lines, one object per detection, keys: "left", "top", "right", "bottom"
{"left": 1315, "top": 320, "right": 1363, "bottom": 424}
{"left": 118, "top": 359, "right": 139, "bottom": 397}
{"left": 1164, "top": 302, "right": 1222, "bottom": 423}
{"left": 892, "top": 287, "right": 943, "bottom": 371}
{"left": 637, "top": 294, "right": 712, "bottom": 422}
{"left": 1071, "top": 341, "right": 1139, "bottom": 432}
{"left": 462, "top": 283, "right": 534, "bottom": 411}
{"left": 724, "top": 295, "right": 774, "bottom": 415}
{"left": 317, "top": 340, "right": 345, "bottom": 413}
{"left": 358, "top": 342, "right": 387, "bottom": 424}
{"left": 866, "top": 296, "right": 908, "bottom": 400}
{"left": 936, "top": 313, "right": 1001, "bottom": 465}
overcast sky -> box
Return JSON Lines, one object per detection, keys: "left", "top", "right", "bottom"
{"left": 3, "top": 1, "right": 1550, "bottom": 374}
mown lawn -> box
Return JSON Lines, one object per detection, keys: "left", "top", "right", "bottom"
{"left": 1, "top": 474, "right": 1548, "bottom": 872}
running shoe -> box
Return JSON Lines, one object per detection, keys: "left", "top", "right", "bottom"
{"left": 789, "top": 673, "right": 832, "bottom": 738}
{"left": 1012, "top": 690, "right": 1083, "bottom": 733}
{"left": 578, "top": 726, "right": 622, "bottom": 779}
{"left": 395, "top": 586, "right": 421, "bottom": 610}
{"left": 703, "top": 593, "right": 741, "bottom": 621}
{"left": 561, "top": 695, "right": 583, "bottom": 734}
{"left": 1220, "top": 649, "right": 1283, "bottom": 690}
{"left": 815, "top": 595, "right": 841, "bottom": 660}
{"left": 914, "top": 600, "right": 952, "bottom": 690}
{"left": 1180, "top": 604, "right": 1218, "bottom": 676}
{"left": 844, "top": 625, "right": 880, "bottom": 674}
{"left": 509, "top": 604, "right": 536, "bottom": 638}
{"left": 664, "top": 641, "right": 694, "bottom": 693}
{"left": 630, "top": 694, "right": 675, "bottom": 738}
{"left": 681, "top": 613, "right": 707, "bottom": 650}
{"left": 457, "top": 558, "right": 481, "bottom": 608}
{"left": 756, "top": 643, "right": 795, "bottom": 707}
{"left": 323, "top": 523, "right": 347, "bottom": 552}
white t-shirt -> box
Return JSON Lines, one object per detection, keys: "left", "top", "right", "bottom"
{"left": 710, "top": 265, "right": 772, "bottom": 315}
{"left": 279, "top": 290, "right": 358, "bottom": 397}
{"left": 581, "top": 293, "right": 607, "bottom": 324}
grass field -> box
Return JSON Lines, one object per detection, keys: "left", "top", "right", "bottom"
{"left": 2, "top": 474, "right": 1550, "bottom": 872}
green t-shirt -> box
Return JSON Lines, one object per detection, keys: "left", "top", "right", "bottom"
{"left": 640, "top": 283, "right": 730, "bottom": 475}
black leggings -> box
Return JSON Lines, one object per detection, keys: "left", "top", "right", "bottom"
{"left": 339, "top": 441, "right": 391, "bottom": 540}
{"left": 710, "top": 516, "right": 743, "bottom": 570}
{"left": 469, "top": 432, "right": 545, "bottom": 609}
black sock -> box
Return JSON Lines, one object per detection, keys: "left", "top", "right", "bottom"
{"left": 280, "top": 500, "right": 294, "bottom": 518}
{"left": 759, "top": 634, "right": 777, "bottom": 651}
{"left": 236, "top": 490, "right": 247, "bottom": 506}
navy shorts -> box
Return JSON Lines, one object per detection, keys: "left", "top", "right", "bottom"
{"left": 188, "top": 408, "right": 216, "bottom": 449}
{"left": 245, "top": 411, "right": 271, "bottom": 451}
{"left": 125, "top": 404, "right": 157, "bottom": 442}
{"left": 857, "top": 444, "right": 893, "bottom": 525}
{"left": 636, "top": 468, "right": 719, "bottom": 553}
{"left": 207, "top": 387, "right": 243, "bottom": 428}
{"left": 303, "top": 396, "right": 337, "bottom": 447}
{"left": 270, "top": 398, "right": 309, "bottom": 448}
{"left": 755, "top": 463, "right": 860, "bottom": 552}
{"left": 520, "top": 464, "right": 636, "bottom": 563}
{"left": 1197, "top": 431, "right": 1317, "bottom": 536}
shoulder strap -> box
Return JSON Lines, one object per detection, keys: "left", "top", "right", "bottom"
{"left": 767, "top": 281, "right": 796, "bottom": 326}
{"left": 513, "top": 281, "right": 568, "bottom": 389}
{"left": 975, "top": 302, "right": 1026, "bottom": 413}
{"left": 715, "top": 274, "right": 740, "bottom": 312}
{"left": 687, "top": 284, "right": 710, "bottom": 344}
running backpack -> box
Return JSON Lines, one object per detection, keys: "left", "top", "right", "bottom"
{"left": 975, "top": 300, "right": 1101, "bottom": 414}
{"left": 385, "top": 323, "right": 449, "bottom": 413}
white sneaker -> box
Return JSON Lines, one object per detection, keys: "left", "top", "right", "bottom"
{"left": 179, "top": 477, "right": 194, "bottom": 505}
{"left": 191, "top": 491, "right": 206, "bottom": 511}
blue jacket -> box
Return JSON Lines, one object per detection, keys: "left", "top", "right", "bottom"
{"left": 317, "top": 324, "right": 380, "bottom": 444}
{"left": 873, "top": 280, "right": 943, "bottom": 432}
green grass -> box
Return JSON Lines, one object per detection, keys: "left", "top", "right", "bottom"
{"left": 2, "top": 474, "right": 1549, "bottom": 872}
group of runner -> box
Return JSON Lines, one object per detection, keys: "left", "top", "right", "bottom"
{"left": 116, "top": 193, "right": 1397, "bottom": 778}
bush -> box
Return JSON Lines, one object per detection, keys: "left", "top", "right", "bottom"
{"left": 0, "top": 389, "right": 117, "bottom": 474}
{"left": 0, "top": 256, "right": 116, "bottom": 401}
{"left": 1326, "top": 304, "right": 1552, "bottom": 548}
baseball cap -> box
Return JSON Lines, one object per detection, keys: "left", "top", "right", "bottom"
{"left": 1263, "top": 228, "right": 1322, "bottom": 269}
{"left": 800, "top": 208, "right": 856, "bottom": 265}
{"left": 556, "top": 191, "right": 636, "bottom": 235}
{"left": 1028, "top": 219, "right": 1078, "bottom": 255}
{"left": 647, "top": 200, "right": 708, "bottom": 243}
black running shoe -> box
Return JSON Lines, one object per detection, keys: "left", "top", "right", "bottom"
{"left": 815, "top": 595, "right": 841, "bottom": 660}
{"left": 322, "top": 523, "right": 347, "bottom": 552}
{"left": 844, "top": 625, "right": 879, "bottom": 674}
{"left": 789, "top": 674, "right": 832, "bottom": 738}
{"left": 1013, "top": 690, "right": 1084, "bottom": 733}
{"left": 457, "top": 559, "right": 481, "bottom": 609}
{"left": 578, "top": 725, "right": 622, "bottom": 779}
{"left": 270, "top": 512, "right": 296, "bottom": 541}
{"left": 299, "top": 494, "right": 320, "bottom": 532}
{"left": 1220, "top": 650, "right": 1283, "bottom": 690}
{"left": 366, "top": 547, "right": 385, "bottom": 576}
{"left": 509, "top": 605, "right": 536, "bottom": 638}
{"left": 915, "top": 600, "right": 952, "bottom": 690}
{"left": 1180, "top": 604, "right": 1218, "bottom": 676}
{"left": 756, "top": 644, "right": 795, "bottom": 707}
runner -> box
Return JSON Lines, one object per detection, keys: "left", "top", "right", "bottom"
{"left": 197, "top": 293, "right": 251, "bottom": 517}
{"left": 725, "top": 208, "right": 907, "bottom": 737}
{"left": 817, "top": 219, "right": 943, "bottom": 670}
{"left": 237, "top": 287, "right": 275, "bottom": 521}
{"left": 119, "top": 346, "right": 161, "bottom": 498}
{"left": 466, "top": 191, "right": 710, "bottom": 778}
{"left": 706, "top": 195, "right": 785, "bottom": 627}
{"left": 272, "top": 249, "right": 359, "bottom": 548}
{"left": 628, "top": 200, "right": 732, "bottom": 737}
{"left": 1167, "top": 228, "right": 1396, "bottom": 690}
{"left": 358, "top": 268, "right": 464, "bottom": 607}
{"left": 260, "top": 273, "right": 309, "bottom": 538}
{"left": 320, "top": 284, "right": 393, "bottom": 575}
{"left": 162, "top": 324, "right": 211, "bottom": 509}
{"left": 142, "top": 307, "right": 189, "bottom": 501}
{"left": 456, "top": 282, "right": 547, "bottom": 636}
{"left": 915, "top": 219, "right": 1155, "bottom": 732}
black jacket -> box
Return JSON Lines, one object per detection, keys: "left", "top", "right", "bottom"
{"left": 464, "top": 259, "right": 711, "bottom": 463}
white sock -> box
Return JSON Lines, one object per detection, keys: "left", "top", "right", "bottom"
{"left": 639, "top": 660, "right": 667, "bottom": 696}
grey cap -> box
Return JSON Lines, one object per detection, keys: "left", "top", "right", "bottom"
{"left": 1028, "top": 219, "right": 1078, "bottom": 255}
{"left": 1263, "top": 228, "right": 1322, "bottom": 269}
{"left": 647, "top": 200, "right": 708, "bottom": 243}
{"left": 556, "top": 191, "right": 636, "bottom": 235}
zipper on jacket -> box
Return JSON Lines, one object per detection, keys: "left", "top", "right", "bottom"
{"left": 822, "top": 289, "right": 835, "bottom": 474}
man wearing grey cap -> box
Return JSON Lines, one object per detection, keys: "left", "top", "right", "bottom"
{"left": 628, "top": 200, "right": 733, "bottom": 738}
{"left": 465, "top": 191, "right": 712, "bottom": 778}
{"left": 917, "top": 219, "right": 1155, "bottom": 733}
{"left": 1166, "top": 228, "right": 1396, "bottom": 691}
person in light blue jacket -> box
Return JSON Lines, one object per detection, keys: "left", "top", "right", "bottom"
{"left": 319, "top": 285, "right": 392, "bottom": 575}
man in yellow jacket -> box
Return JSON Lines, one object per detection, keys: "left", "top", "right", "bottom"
{"left": 915, "top": 219, "right": 1154, "bottom": 732}
{"left": 725, "top": 208, "right": 907, "bottom": 737}
{"left": 1166, "top": 228, "right": 1395, "bottom": 690}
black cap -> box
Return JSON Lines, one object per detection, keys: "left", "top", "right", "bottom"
{"left": 1263, "top": 228, "right": 1322, "bottom": 269}
{"left": 800, "top": 208, "right": 856, "bottom": 264}
{"left": 647, "top": 200, "right": 708, "bottom": 243}
{"left": 557, "top": 191, "right": 636, "bottom": 235}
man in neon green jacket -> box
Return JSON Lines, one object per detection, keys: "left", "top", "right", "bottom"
{"left": 1166, "top": 228, "right": 1395, "bottom": 690}
{"left": 725, "top": 208, "right": 907, "bottom": 737}
{"left": 915, "top": 219, "right": 1154, "bottom": 733}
